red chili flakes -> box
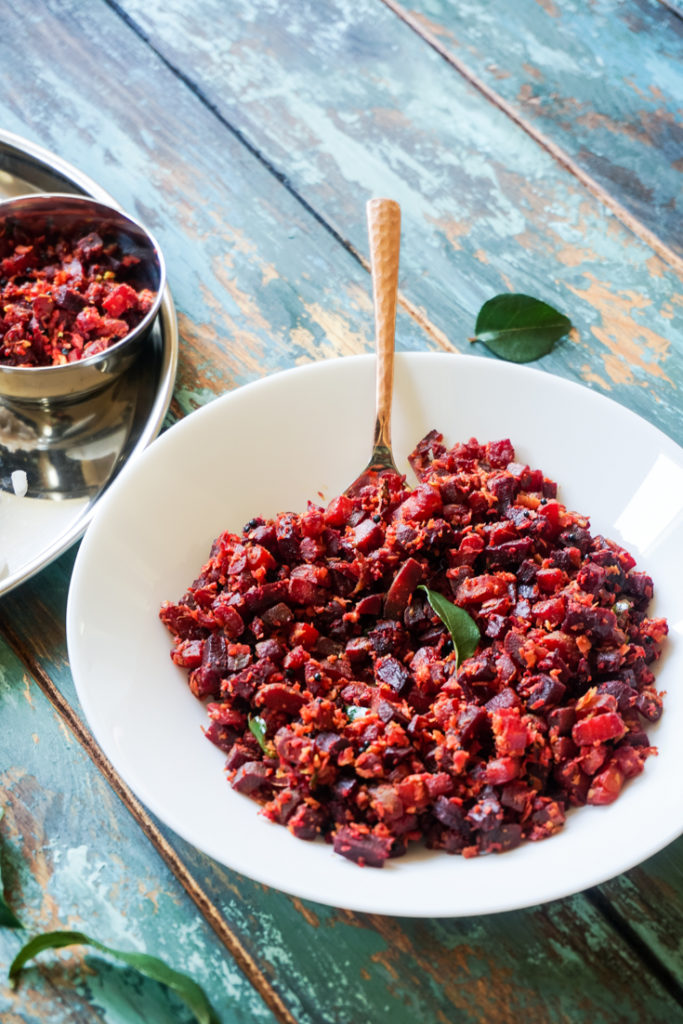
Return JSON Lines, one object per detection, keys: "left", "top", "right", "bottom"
{"left": 0, "top": 224, "right": 156, "bottom": 366}
{"left": 160, "top": 432, "right": 668, "bottom": 867}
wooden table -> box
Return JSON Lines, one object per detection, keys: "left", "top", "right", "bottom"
{"left": 1, "top": 2, "right": 682, "bottom": 1021}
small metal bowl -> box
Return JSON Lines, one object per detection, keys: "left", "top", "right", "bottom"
{"left": 0, "top": 193, "right": 166, "bottom": 403}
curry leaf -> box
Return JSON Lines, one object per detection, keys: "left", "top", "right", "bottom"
{"left": 471, "top": 293, "right": 571, "bottom": 363}
{"left": 9, "top": 930, "right": 220, "bottom": 1024}
{"left": 0, "top": 808, "right": 22, "bottom": 930}
{"left": 248, "top": 714, "right": 275, "bottom": 756}
{"left": 419, "top": 586, "right": 480, "bottom": 668}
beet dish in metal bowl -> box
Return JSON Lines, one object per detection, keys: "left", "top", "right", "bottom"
{"left": 0, "top": 193, "right": 165, "bottom": 402}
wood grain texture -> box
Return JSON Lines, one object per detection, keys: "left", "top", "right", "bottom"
{"left": 0, "top": 635, "right": 278, "bottom": 1024}
{"left": 112, "top": 0, "right": 683, "bottom": 446}
{"left": 401, "top": 0, "right": 683, "bottom": 256}
{"left": 0, "top": 0, "right": 682, "bottom": 1022}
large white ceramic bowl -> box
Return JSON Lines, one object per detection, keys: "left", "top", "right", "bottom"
{"left": 67, "top": 354, "right": 683, "bottom": 916}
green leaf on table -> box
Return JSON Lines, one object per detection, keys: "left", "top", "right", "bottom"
{"left": 0, "top": 807, "right": 23, "bottom": 929}
{"left": 9, "top": 930, "right": 220, "bottom": 1024}
{"left": 471, "top": 293, "right": 572, "bottom": 363}
{"left": 419, "top": 586, "right": 480, "bottom": 668}
{"left": 248, "top": 714, "right": 275, "bottom": 756}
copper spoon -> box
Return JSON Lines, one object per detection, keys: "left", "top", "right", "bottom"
{"left": 346, "top": 197, "right": 402, "bottom": 495}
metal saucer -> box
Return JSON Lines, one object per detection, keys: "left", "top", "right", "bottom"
{"left": 0, "top": 130, "right": 178, "bottom": 595}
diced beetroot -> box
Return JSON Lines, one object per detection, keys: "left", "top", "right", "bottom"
{"left": 526, "top": 674, "right": 566, "bottom": 711}
{"left": 355, "top": 593, "right": 383, "bottom": 616}
{"left": 159, "top": 602, "right": 208, "bottom": 640}
{"left": 537, "top": 567, "right": 565, "bottom": 593}
{"left": 456, "top": 573, "right": 512, "bottom": 606}
{"left": 350, "top": 518, "right": 384, "bottom": 553}
{"left": 611, "top": 744, "right": 646, "bottom": 779}
{"left": 491, "top": 709, "right": 528, "bottom": 756}
{"left": 635, "top": 690, "right": 663, "bottom": 722}
{"left": 486, "top": 439, "right": 515, "bottom": 468}
{"left": 375, "top": 655, "right": 410, "bottom": 694}
{"left": 288, "top": 621, "right": 319, "bottom": 650}
{"left": 548, "top": 706, "right": 576, "bottom": 736}
{"left": 587, "top": 764, "right": 625, "bottom": 805}
{"left": 301, "top": 508, "right": 325, "bottom": 538}
{"left": 433, "top": 795, "right": 470, "bottom": 832}
{"left": 324, "top": 494, "right": 353, "bottom": 527}
{"left": 190, "top": 634, "right": 229, "bottom": 696}
{"left": 575, "top": 690, "right": 618, "bottom": 718}
{"left": 485, "top": 687, "right": 521, "bottom": 712}
{"left": 564, "top": 601, "right": 618, "bottom": 641}
{"left": 288, "top": 803, "right": 325, "bottom": 840}
{"left": 288, "top": 565, "right": 330, "bottom": 606}
{"left": 171, "top": 639, "right": 204, "bottom": 668}
{"left": 242, "top": 581, "right": 289, "bottom": 613}
{"left": 256, "top": 682, "right": 307, "bottom": 714}
{"left": 458, "top": 706, "right": 490, "bottom": 746}
{"left": 532, "top": 595, "right": 566, "bottom": 628}
{"left": 572, "top": 713, "right": 627, "bottom": 746}
{"left": 577, "top": 742, "right": 608, "bottom": 776}
{"left": 466, "top": 790, "right": 504, "bottom": 833}
{"left": 333, "top": 825, "right": 393, "bottom": 867}
{"left": 485, "top": 756, "right": 520, "bottom": 784}
{"left": 203, "top": 721, "right": 239, "bottom": 753}
{"left": 223, "top": 743, "right": 255, "bottom": 772}
{"left": 480, "top": 822, "right": 523, "bottom": 853}
{"left": 486, "top": 538, "right": 534, "bottom": 568}
{"left": 501, "top": 781, "right": 534, "bottom": 814}
{"left": 394, "top": 484, "right": 443, "bottom": 523}
{"left": 231, "top": 761, "right": 273, "bottom": 795}
{"left": 276, "top": 514, "right": 301, "bottom": 562}
{"left": 384, "top": 557, "right": 423, "bottom": 618}
{"left": 102, "top": 282, "right": 139, "bottom": 316}
{"left": 206, "top": 703, "right": 247, "bottom": 730}
{"left": 536, "top": 499, "right": 561, "bottom": 532}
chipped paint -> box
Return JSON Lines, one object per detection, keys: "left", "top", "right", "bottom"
{"left": 565, "top": 274, "right": 675, "bottom": 388}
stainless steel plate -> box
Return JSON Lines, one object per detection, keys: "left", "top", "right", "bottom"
{"left": 0, "top": 130, "right": 178, "bottom": 595}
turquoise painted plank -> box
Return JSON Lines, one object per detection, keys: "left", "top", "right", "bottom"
{"left": 0, "top": 4, "right": 436, "bottom": 422}
{"left": 0, "top": 635, "right": 278, "bottom": 1024}
{"left": 401, "top": 0, "right": 683, "bottom": 255}
{"left": 110, "top": 0, "right": 683, "bottom": 447}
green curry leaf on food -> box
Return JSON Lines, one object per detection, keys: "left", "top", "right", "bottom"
{"left": 419, "top": 586, "right": 481, "bottom": 668}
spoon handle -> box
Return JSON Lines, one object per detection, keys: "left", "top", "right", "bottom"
{"left": 366, "top": 197, "right": 401, "bottom": 451}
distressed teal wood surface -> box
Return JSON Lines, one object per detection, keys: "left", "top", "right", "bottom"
{"left": 0, "top": 0, "right": 682, "bottom": 1022}
{"left": 113, "top": 0, "right": 683, "bottom": 445}
{"left": 0, "top": 634, "right": 277, "bottom": 1024}
{"left": 402, "top": 0, "right": 683, "bottom": 255}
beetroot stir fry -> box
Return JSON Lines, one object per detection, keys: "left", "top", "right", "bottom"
{"left": 160, "top": 433, "right": 668, "bottom": 867}
{"left": 0, "top": 223, "right": 156, "bottom": 366}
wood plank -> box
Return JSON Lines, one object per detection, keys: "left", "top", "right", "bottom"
{"left": 112, "top": 0, "right": 683, "bottom": 447}
{"left": 395, "top": 0, "right": 683, "bottom": 256}
{"left": 1, "top": 1, "right": 682, "bottom": 1021}
{"left": 0, "top": 633, "right": 279, "bottom": 1024}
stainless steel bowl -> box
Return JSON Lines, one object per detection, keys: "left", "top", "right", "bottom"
{"left": 0, "top": 193, "right": 166, "bottom": 403}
